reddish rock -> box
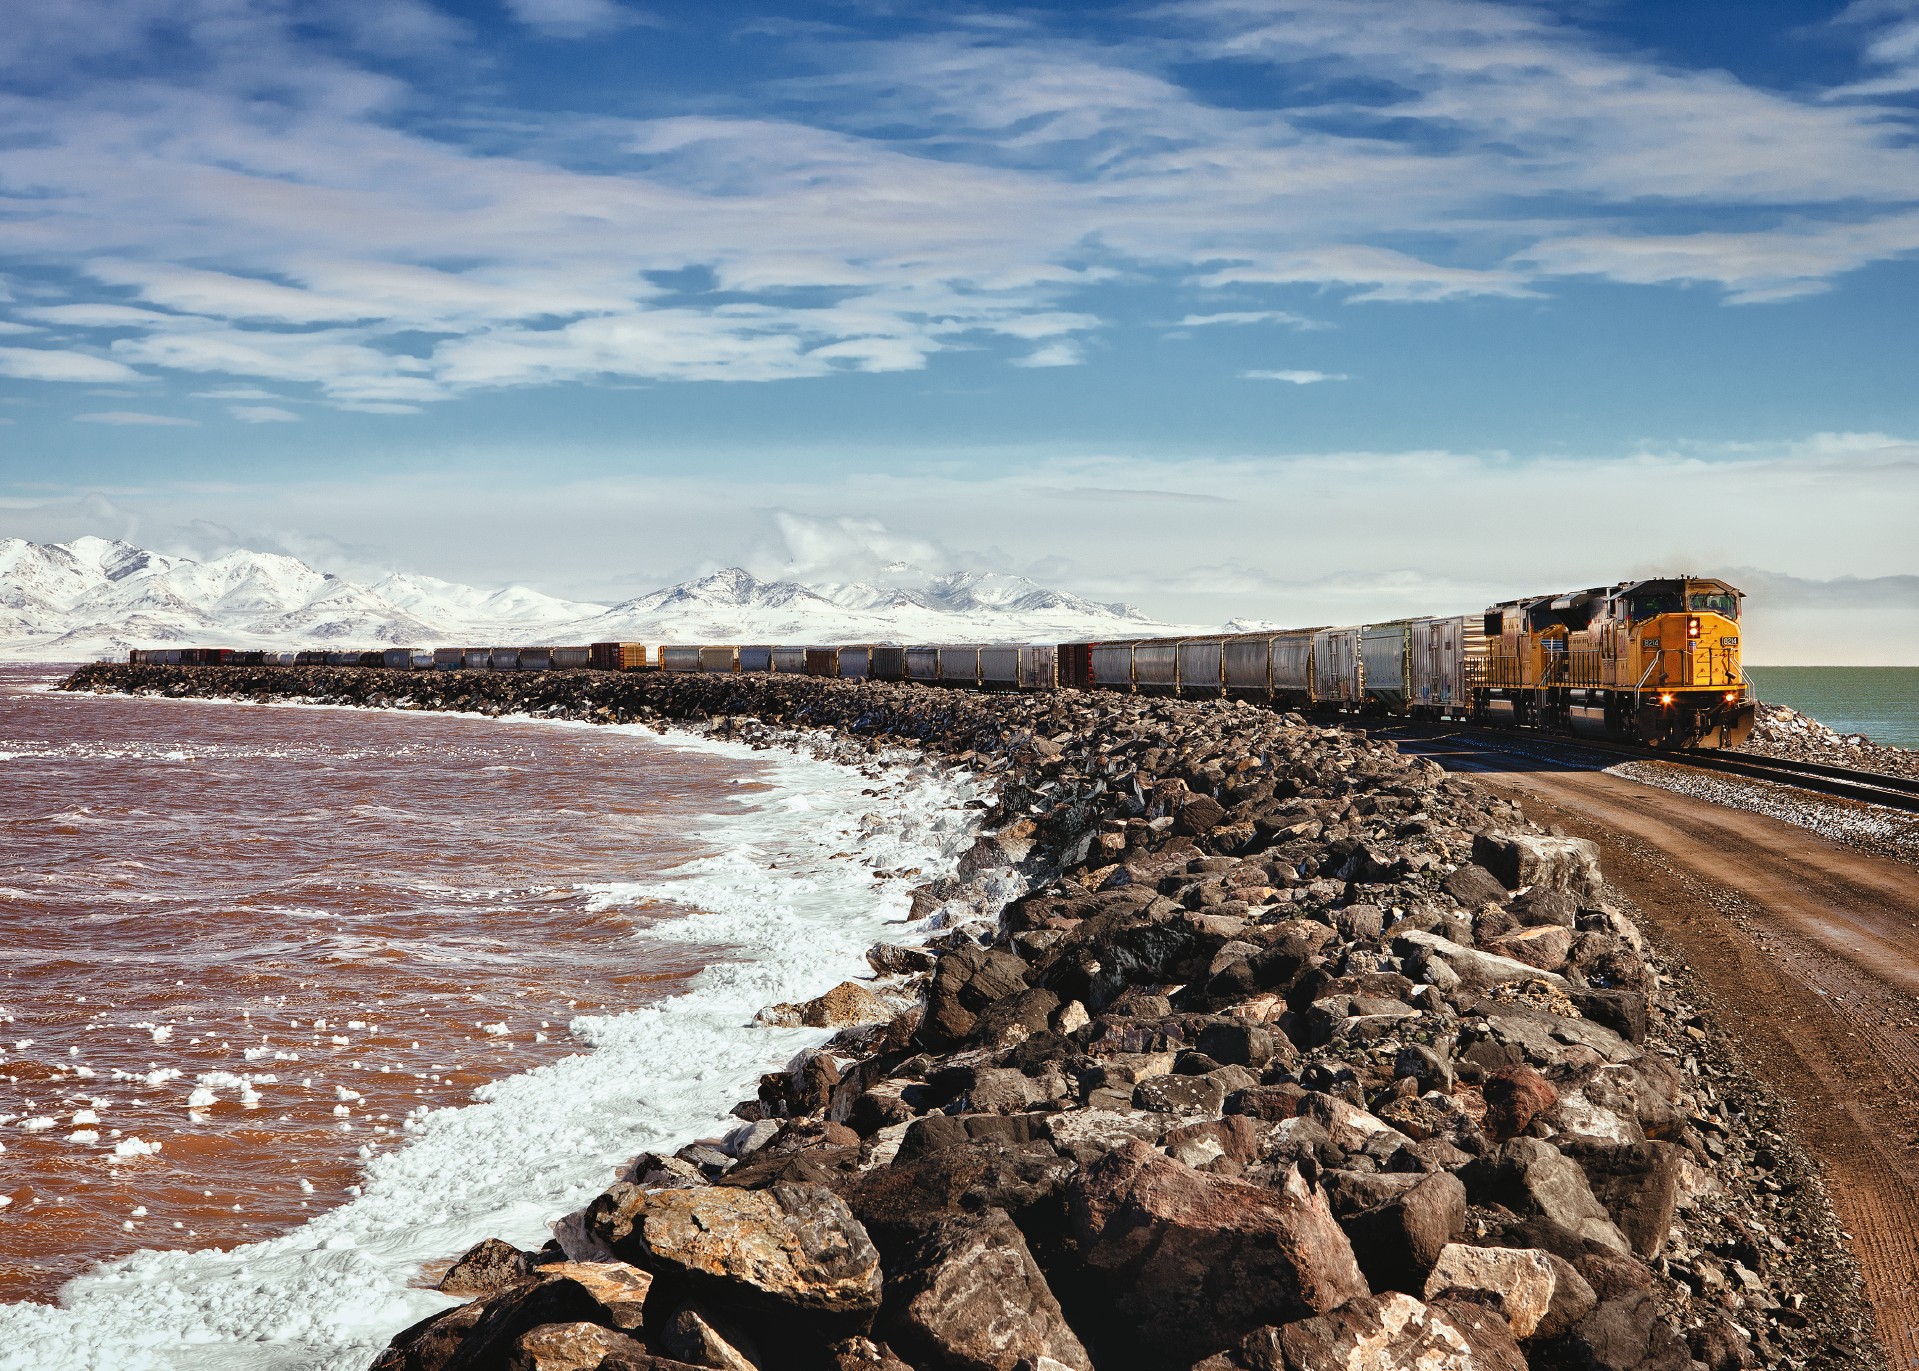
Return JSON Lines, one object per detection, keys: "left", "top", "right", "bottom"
{"left": 1482, "top": 1066, "right": 1558, "bottom": 1142}
{"left": 883, "top": 1210, "right": 1092, "bottom": 1371}
{"left": 1066, "top": 1141, "right": 1368, "bottom": 1365}
{"left": 439, "top": 1237, "right": 535, "bottom": 1298}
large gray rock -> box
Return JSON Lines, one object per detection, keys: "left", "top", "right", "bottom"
{"left": 883, "top": 1209, "right": 1092, "bottom": 1371}
{"left": 1209, "top": 1292, "right": 1525, "bottom": 1371}
{"left": 1423, "top": 1244, "right": 1557, "bottom": 1339}
{"left": 1464, "top": 1139, "right": 1631, "bottom": 1255}
{"left": 1565, "top": 1140, "right": 1687, "bottom": 1260}
{"left": 1067, "top": 1141, "right": 1368, "bottom": 1365}
{"left": 1393, "top": 929, "right": 1569, "bottom": 991}
{"left": 1471, "top": 832, "right": 1602, "bottom": 901}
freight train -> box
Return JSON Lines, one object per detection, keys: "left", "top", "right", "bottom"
{"left": 129, "top": 574, "right": 1756, "bottom": 749}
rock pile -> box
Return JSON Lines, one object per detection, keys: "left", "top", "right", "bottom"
{"left": 1741, "top": 703, "right": 1918, "bottom": 782}
{"left": 63, "top": 664, "right": 1883, "bottom": 1371}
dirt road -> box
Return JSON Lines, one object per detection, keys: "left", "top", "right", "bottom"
{"left": 1398, "top": 733, "right": 1919, "bottom": 1364}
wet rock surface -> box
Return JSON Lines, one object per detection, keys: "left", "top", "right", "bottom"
{"left": 68, "top": 664, "right": 1886, "bottom": 1371}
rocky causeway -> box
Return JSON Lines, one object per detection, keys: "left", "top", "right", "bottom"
{"left": 63, "top": 664, "right": 1886, "bottom": 1371}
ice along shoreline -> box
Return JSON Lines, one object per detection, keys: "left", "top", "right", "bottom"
{"left": 0, "top": 678, "right": 997, "bottom": 1371}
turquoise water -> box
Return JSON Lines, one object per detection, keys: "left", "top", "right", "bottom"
{"left": 1744, "top": 666, "right": 1919, "bottom": 748}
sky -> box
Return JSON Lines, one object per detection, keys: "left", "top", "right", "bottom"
{"left": 0, "top": 0, "right": 1916, "bottom": 660}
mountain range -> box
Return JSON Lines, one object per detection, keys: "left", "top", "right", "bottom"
{"left": 0, "top": 537, "right": 1171, "bottom": 662}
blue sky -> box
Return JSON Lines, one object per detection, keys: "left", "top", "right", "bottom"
{"left": 1, "top": 0, "right": 1916, "bottom": 656}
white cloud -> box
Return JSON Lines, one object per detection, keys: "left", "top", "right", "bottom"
{"left": 229, "top": 405, "right": 299, "bottom": 423}
{"left": 502, "top": 0, "right": 644, "bottom": 38}
{"left": 0, "top": 0, "right": 1912, "bottom": 410}
{"left": 1011, "top": 341, "right": 1084, "bottom": 368}
{"left": 73, "top": 410, "right": 196, "bottom": 426}
{"left": 190, "top": 387, "right": 285, "bottom": 400}
{"left": 0, "top": 321, "right": 40, "bottom": 335}
{"left": 0, "top": 346, "right": 147, "bottom": 383}
{"left": 1242, "top": 369, "right": 1346, "bottom": 384}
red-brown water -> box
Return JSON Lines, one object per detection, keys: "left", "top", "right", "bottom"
{"left": 0, "top": 665, "right": 763, "bottom": 1302}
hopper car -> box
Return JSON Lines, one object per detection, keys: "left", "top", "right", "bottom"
{"left": 130, "top": 574, "right": 1755, "bottom": 749}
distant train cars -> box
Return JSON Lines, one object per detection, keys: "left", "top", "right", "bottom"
{"left": 128, "top": 574, "right": 1756, "bottom": 749}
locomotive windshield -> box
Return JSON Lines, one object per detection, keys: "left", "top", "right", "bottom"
{"left": 1687, "top": 591, "right": 1739, "bottom": 619}
{"left": 1627, "top": 590, "right": 1682, "bottom": 620}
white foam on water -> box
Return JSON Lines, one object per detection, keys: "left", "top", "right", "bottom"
{"left": 0, "top": 715, "right": 992, "bottom": 1371}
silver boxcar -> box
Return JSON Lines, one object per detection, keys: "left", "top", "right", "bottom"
{"left": 771, "top": 646, "right": 808, "bottom": 674}
{"left": 1223, "top": 635, "right": 1271, "bottom": 698}
{"left": 1269, "top": 631, "right": 1317, "bottom": 703}
{"left": 698, "top": 646, "right": 736, "bottom": 673}
{"left": 737, "top": 646, "right": 773, "bottom": 673}
{"left": 382, "top": 648, "right": 412, "bottom": 669}
{"left": 1133, "top": 639, "right": 1177, "bottom": 694}
{"left": 1017, "top": 645, "right": 1056, "bottom": 690}
{"left": 1360, "top": 621, "right": 1413, "bottom": 711}
{"left": 905, "top": 646, "right": 940, "bottom": 682}
{"left": 408, "top": 649, "right": 434, "bottom": 669}
{"left": 433, "top": 648, "right": 465, "bottom": 670}
{"left": 838, "top": 646, "right": 872, "bottom": 679}
{"left": 1090, "top": 641, "right": 1135, "bottom": 690}
{"left": 463, "top": 648, "right": 490, "bottom": 670}
{"left": 660, "top": 646, "right": 701, "bottom": 672}
{"left": 489, "top": 647, "right": 521, "bottom": 671}
{"left": 936, "top": 645, "right": 980, "bottom": 687}
{"left": 518, "top": 647, "right": 554, "bottom": 671}
{"left": 979, "top": 645, "right": 1018, "bottom": 689}
{"left": 1176, "top": 638, "right": 1224, "bottom": 699}
{"left": 1409, "top": 616, "right": 1485, "bottom": 714}
{"left": 1311, "top": 628, "right": 1361, "bottom": 704}
{"left": 871, "top": 646, "right": 907, "bottom": 681}
{"left": 551, "top": 646, "right": 590, "bottom": 669}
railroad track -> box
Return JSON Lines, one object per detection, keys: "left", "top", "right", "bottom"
{"left": 1371, "top": 722, "right": 1919, "bottom": 814}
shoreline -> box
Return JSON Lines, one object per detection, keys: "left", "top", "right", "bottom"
{"left": 55, "top": 665, "right": 1885, "bottom": 1371}
{"left": 2, "top": 671, "right": 995, "bottom": 1371}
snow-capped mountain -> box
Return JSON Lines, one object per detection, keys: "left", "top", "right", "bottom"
{"left": 0, "top": 537, "right": 1179, "bottom": 661}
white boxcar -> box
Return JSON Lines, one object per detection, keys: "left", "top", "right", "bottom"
{"left": 979, "top": 645, "right": 1019, "bottom": 688}
{"left": 1090, "top": 642, "right": 1135, "bottom": 690}
{"left": 838, "top": 646, "right": 872, "bottom": 679}
{"left": 1310, "top": 628, "right": 1361, "bottom": 704}
{"left": 905, "top": 646, "right": 940, "bottom": 682}
{"left": 1176, "top": 638, "right": 1224, "bottom": 698}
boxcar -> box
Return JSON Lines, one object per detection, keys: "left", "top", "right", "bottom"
{"left": 1223, "top": 635, "right": 1271, "bottom": 699}
{"left": 838, "top": 646, "right": 872, "bottom": 679}
{"left": 488, "top": 647, "right": 521, "bottom": 671}
{"left": 1311, "top": 628, "right": 1361, "bottom": 705}
{"left": 1270, "top": 631, "right": 1316, "bottom": 705}
{"left": 1409, "top": 616, "right": 1483, "bottom": 715}
{"left": 697, "top": 646, "right": 736, "bottom": 673}
{"left": 551, "top": 646, "right": 590, "bottom": 669}
{"left": 1017, "top": 645, "right": 1056, "bottom": 691}
{"left": 408, "top": 649, "right": 434, "bottom": 669}
{"left": 1176, "top": 638, "right": 1225, "bottom": 699}
{"left": 871, "top": 646, "right": 907, "bottom": 681}
{"left": 297, "top": 651, "right": 329, "bottom": 666}
{"left": 1090, "top": 641, "right": 1135, "bottom": 690}
{"left": 804, "top": 647, "right": 839, "bottom": 677}
{"left": 657, "top": 646, "right": 698, "bottom": 672}
{"left": 936, "top": 645, "right": 980, "bottom": 687}
{"left": 1133, "top": 639, "right": 1178, "bottom": 695}
{"left": 905, "top": 646, "right": 940, "bottom": 682}
{"left": 270, "top": 652, "right": 297, "bottom": 666}
{"left": 433, "top": 648, "right": 464, "bottom": 670}
{"left": 459, "top": 648, "right": 487, "bottom": 670}
{"left": 979, "top": 645, "right": 1019, "bottom": 690}
{"left": 772, "top": 646, "right": 808, "bottom": 674}
{"left": 589, "top": 642, "right": 649, "bottom": 671}
{"left": 1359, "top": 621, "right": 1413, "bottom": 712}
{"left": 737, "top": 646, "right": 773, "bottom": 673}
{"left": 1058, "top": 642, "right": 1095, "bottom": 690}
{"left": 514, "top": 647, "right": 550, "bottom": 671}
{"left": 382, "top": 648, "right": 412, "bottom": 669}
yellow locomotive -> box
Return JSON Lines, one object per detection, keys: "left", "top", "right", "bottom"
{"left": 1478, "top": 576, "right": 1754, "bottom": 748}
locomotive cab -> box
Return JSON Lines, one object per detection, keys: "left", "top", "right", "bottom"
{"left": 1616, "top": 577, "right": 1754, "bottom": 748}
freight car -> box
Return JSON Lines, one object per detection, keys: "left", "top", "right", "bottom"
{"left": 135, "top": 575, "right": 1754, "bottom": 749}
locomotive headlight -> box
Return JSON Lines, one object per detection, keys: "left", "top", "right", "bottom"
{"left": 1659, "top": 692, "right": 1675, "bottom": 706}
{"left": 1687, "top": 616, "right": 1700, "bottom": 639}
{"left": 1724, "top": 692, "right": 1737, "bottom": 702}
